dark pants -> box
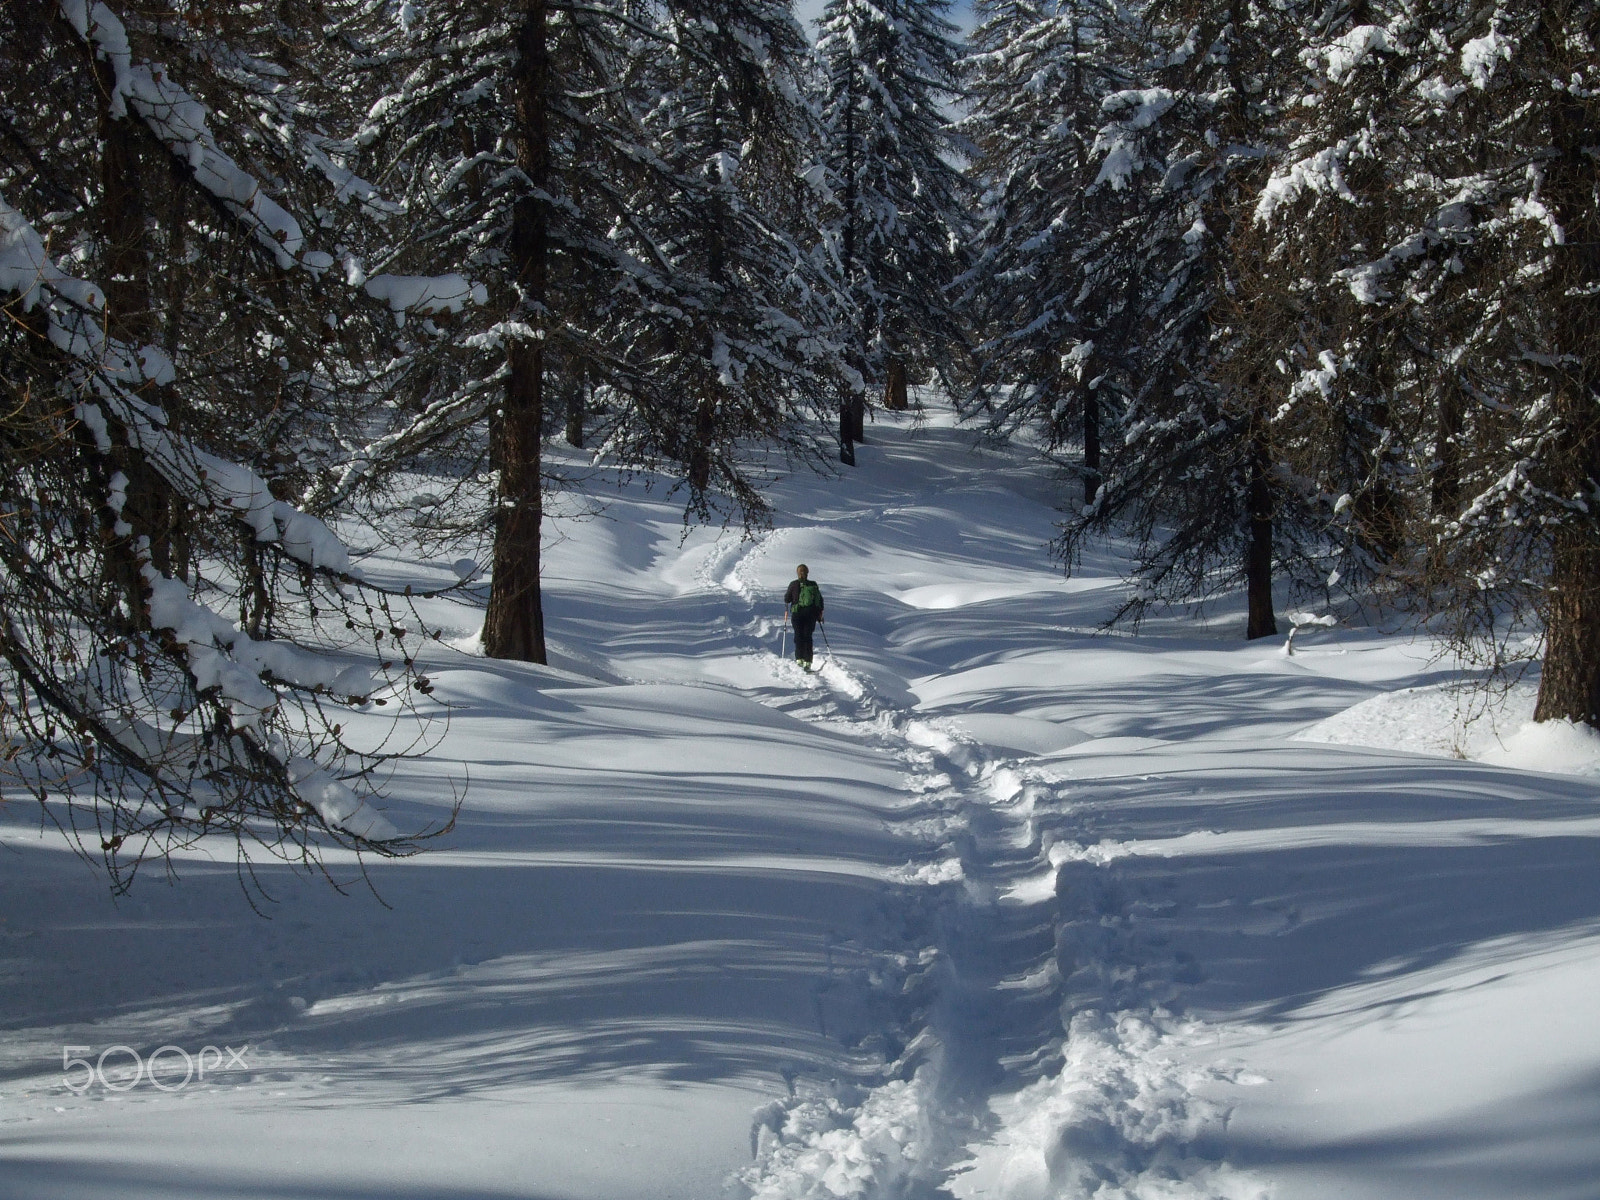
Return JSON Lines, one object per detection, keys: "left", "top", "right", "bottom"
{"left": 792, "top": 613, "right": 817, "bottom": 663}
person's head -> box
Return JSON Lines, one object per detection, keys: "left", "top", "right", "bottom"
{"left": 796, "top": 564, "right": 809, "bottom": 579}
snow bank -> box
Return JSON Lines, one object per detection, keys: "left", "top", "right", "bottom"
{"left": 1002, "top": 839, "right": 1134, "bottom": 906}
{"left": 1478, "top": 718, "right": 1600, "bottom": 777}
{"left": 894, "top": 580, "right": 1052, "bottom": 610}
{"left": 1296, "top": 680, "right": 1525, "bottom": 759}
{"left": 1297, "top": 680, "right": 1600, "bottom": 777}
{"left": 9, "top": 402, "right": 1600, "bottom": 1199}
{"left": 889, "top": 857, "right": 965, "bottom": 886}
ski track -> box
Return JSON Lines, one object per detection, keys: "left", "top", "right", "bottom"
{"left": 699, "top": 530, "right": 1264, "bottom": 1200}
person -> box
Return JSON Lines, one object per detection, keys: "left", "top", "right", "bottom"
{"left": 784, "top": 564, "right": 824, "bottom": 670}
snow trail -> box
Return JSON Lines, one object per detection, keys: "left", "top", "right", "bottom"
{"left": 693, "top": 448, "right": 1260, "bottom": 1199}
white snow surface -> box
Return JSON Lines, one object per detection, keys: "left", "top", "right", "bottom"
{"left": 1299, "top": 678, "right": 1600, "bottom": 777}
{"left": 3, "top": 408, "right": 1599, "bottom": 1199}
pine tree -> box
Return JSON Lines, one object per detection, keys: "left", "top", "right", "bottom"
{"left": 1, "top": 2, "right": 437, "bottom": 893}
{"left": 342, "top": 0, "right": 846, "bottom": 662}
{"left": 1255, "top": 0, "right": 1600, "bottom": 722}
{"left": 1244, "top": 3, "right": 1467, "bottom": 615}
{"left": 630, "top": 0, "right": 850, "bottom": 499}
{"left": 961, "top": 0, "right": 1136, "bottom": 501}
{"left": 818, "top": 0, "right": 970, "bottom": 428}
{"left": 1046, "top": 0, "right": 1326, "bottom": 639}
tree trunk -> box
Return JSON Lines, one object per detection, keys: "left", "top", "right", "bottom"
{"left": 884, "top": 360, "right": 907, "bottom": 412}
{"left": 1429, "top": 377, "right": 1463, "bottom": 517}
{"left": 93, "top": 55, "right": 182, "bottom": 590}
{"left": 564, "top": 373, "right": 584, "bottom": 449}
{"left": 1532, "top": 4, "right": 1600, "bottom": 725}
{"left": 1536, "top": 530, "right": 1600, "bottom": 724}
{"left": 842, "top": 69, "right": 857, "bottom": 278}
{"left": 841, "top": 63, "right": 868, "bottom": 449}
{"left": 688, "top": 391, "right": 715, "bottom": 491}
{"left": 98, "top": 86, "right": 149, "bottom": 342}
{"left": 687, "top": 77, "right": 732, "bottom": 493}
{"left": 1082, "top": 386, "right": 1101, "bottom": 507}
{"left": 160, "top": 175, "right": 191, "bottom": 578}
{"left": 483, "top": 0, "right": 549, "bottom": 664}
{"left": 1245, "top": 425, "right": 1277, "bottom": 639}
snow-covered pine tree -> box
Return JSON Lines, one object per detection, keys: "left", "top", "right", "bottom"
{"left": 342, "top": 0, "right": 845, "bottom": 662}
{"left": 1051, "top": 0, "right": 1332, "bottom": 639}
{"left": 960, "top": 0, "right": 1137, "bottom": 501}
{"left": 818, "top": 0, "right": 969, "bottom": 425}
{"left": 332, "top": 1, "right": 643, "bottom": 664}
{"left": 1509, "top": 0, "right": 1600, "bottom": 724}
{"left": 54, "top": 4, "right": 409, "bottom": 520}
{"left": 629, "top": 0, "right": 851, "bottom": 498}
{"left": 1256, "top": 0, "right": 1600, "bottom": 723}
{"left": 1242, "top": 2, "right": 1471, "bottom": 615}
{"left": 1, "top": 3, "right": 437, "bottom": 892}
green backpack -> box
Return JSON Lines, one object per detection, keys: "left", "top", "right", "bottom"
{"left": 794, "top": 580, "right": 822, "bottom": 613}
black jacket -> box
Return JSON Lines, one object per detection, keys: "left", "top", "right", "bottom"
{"left": 785, "top": 578, "right": 824, "bottom": 616}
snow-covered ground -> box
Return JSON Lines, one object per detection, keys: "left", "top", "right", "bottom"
{"left": 3, "top": 407, "right": 1598, "bottom": 1199}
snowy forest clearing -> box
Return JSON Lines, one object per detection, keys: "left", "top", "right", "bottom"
{"left": 2, "top": 410, "right": 1598, "bottom": 1199}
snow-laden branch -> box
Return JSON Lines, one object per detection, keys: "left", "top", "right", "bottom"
{"left": 1311, "top": 24, "right": 1391, "bottom": 85}
{"left": 59, "top": 0, "right": 485, "bottom": 322}
{"left": 1, "top": 193, "right": 355, "bottom": 573}
{"left": 60, "top": 0, "right": 304, "bottom": 268}
{"left": 1090, "top": 89, "right": 1176, "bottom": 192}
{"left": 1255, "top": 135, "right": 1366, "bottom": 227}
{"left": 140, "top": 567, "right": 373, "bottom": 721}
{"left": 2, "top": 191, "right": 397, "bottom": 839}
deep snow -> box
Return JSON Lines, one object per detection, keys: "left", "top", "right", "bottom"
{"left": 2, "top": 407, "right": 1598, "bottom": 1199}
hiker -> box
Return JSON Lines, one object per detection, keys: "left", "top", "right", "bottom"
{"left": 784, "top": 564, "right": 825, "bottom": 670}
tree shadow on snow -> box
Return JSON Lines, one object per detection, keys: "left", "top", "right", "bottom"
{"left": 1039, "top": 744, "right": 1600, "bottom": 1024}
{"left": 1210, "top": 1066, "right": 1600, "bottom": 1198}
{"left": 0, "top": 1154, "right": 553, "bottom": 1200}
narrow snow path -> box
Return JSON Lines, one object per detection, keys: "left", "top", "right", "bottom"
{"left": 688, "top": 456, "right": 1272, "bottom": 1199}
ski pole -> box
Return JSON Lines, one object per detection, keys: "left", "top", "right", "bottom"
{"left": 820, "top": 622, "right": 833, "bottom": 664}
